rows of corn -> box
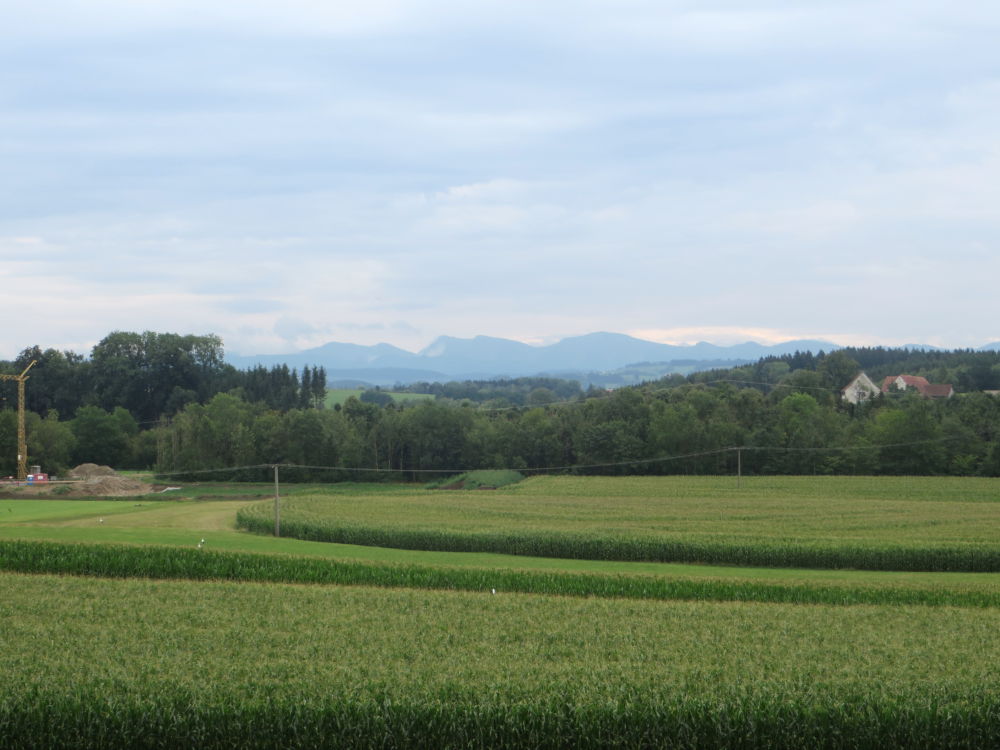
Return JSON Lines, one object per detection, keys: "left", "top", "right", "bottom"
{"left": 236, "top": 475, "right": 1000, "bottom": 572}
{"left": 3, "top": 572, "right": 1000, "bottom": 748}
{"left": 6, "top": 475, "right": 1000, "bottom": 747}
{"left": 236, "top": 506, "right": 1000, "bottom": 572}
{"left": 4, "top": 539, "right": 1000, "bottom": 607}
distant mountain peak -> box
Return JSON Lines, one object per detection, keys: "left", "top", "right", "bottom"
{"left": 226, "top": 332, "right": 845, "bottom": 386}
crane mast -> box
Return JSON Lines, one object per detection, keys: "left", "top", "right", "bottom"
{"left": 0, "top": 360, "right": 36, "bottom": 481}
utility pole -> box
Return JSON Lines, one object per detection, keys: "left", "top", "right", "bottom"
{"left": 273, "top": 464, "right": 281, "bottom": 537}
{"left": 1, "top": 360, "right": 36, "bottom": 481}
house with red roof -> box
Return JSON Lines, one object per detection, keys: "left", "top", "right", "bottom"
{"left": 881, "top": 374, "right": 954, "bottom": 399}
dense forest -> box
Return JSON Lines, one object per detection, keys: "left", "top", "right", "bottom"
{"left": 1, "top": 332, "right": 327, "bottom": 422}
{"left": 2, "top": 332, "right": 1000, "bottom": 478}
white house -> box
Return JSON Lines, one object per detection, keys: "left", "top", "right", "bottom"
{"left": 842, "top": 372, "right": 880, "bottom": 404}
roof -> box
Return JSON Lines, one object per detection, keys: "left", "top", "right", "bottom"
{"left": 921, "top": 384, "right": 954, "bottom": 398}
{"left": 881, "top": 375, "right": 930, "bottom": 392}
{"left": 842, "top": 372, "right": 878, "bottom": 392}
{"left": 881, "top": 374, "right": 952, "bottom": 398}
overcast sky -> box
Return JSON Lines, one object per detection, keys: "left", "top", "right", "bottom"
{"left": 2, "top": 1, "right": 998, "bottom": 358}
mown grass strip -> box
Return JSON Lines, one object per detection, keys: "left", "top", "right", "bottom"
{"left": 237, "top": 507, "right": 1000, "bottom": 573}
{"left": 2, "top": 539, "right": 999, "bottom": 608}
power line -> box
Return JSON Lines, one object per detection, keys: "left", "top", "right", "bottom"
{"left": 152, "top": 435, "right": 961, "bottom": 480}
{"left": 702, "top": 378, "right": 843, "bottom": 393}
{"left": 152, "top": 463, "right": 272, "bottom": 478}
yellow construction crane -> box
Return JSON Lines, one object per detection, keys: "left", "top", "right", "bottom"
{"left": 0, "top": 360, "right": 36, "bottom": 481}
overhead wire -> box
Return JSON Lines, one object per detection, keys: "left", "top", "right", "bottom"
{"left": 152, "top": 435, "right": 961, "bottom": 479}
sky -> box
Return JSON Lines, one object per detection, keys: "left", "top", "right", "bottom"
{"left": 2, "top": 0, "right": 999, "bottom": 359}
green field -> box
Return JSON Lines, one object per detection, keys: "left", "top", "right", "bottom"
{"left": 5, "top": 572, "right": 1000, "bottom": 748}
{"left": 2, "top": 475, "right": 1000, "bottom": 747}
{"left": 237, "top": 475, "right": 1000, "bottom": 571}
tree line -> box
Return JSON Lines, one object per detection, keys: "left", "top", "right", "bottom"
{"left": 2, "top": 335, "right": 1000, "bottom": 478}
{"left": 0, "top": 331, "right": 326, "bottom": 476}
{"left": 1, "top": 332, "right": 327, "bottom": 424}
{"left": 154, "top": 375, "right": 1000, "bottom": 480}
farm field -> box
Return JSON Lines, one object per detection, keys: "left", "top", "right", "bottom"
{"left": 8, "top": 495, "right": 1000, "bottom": 608}
{"left": 4, "top": 572, "right": 1000, "bottom": 748}
{"left": 237, "top": 475, "right": 1000, "bottom": 571}
{"left": 2, "top": 474, "right": 1000, "bottom": 746}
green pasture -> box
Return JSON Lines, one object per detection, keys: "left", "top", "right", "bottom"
{"left": 3, "top": 572, "right": 1000, "bottom": 748}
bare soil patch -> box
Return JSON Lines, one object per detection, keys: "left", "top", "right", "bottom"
{"left": 67, "top": 463, "right": 117, "bottom": 479}
{"left": 1, "top": 464, "right": 155, "bottom": 498}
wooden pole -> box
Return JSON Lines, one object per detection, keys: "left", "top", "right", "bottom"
{"left": 273, "top": 464, "right": 281, "bottom": 537}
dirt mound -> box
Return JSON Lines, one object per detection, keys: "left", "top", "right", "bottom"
{"left": 0, "top": 474, "right": 153, "bottom": 498}
{"left": 78, "top": 476, "right": 149, "bottom": 497}
{"left": 68, "top": 463, "right": 117, "bottom": 479}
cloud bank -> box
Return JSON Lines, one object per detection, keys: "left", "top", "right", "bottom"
{"left": 2, "top": 1, "right": 998, "bottom": 357}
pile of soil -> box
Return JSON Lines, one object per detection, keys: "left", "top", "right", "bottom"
{"left": 76, "top": 475, "right": 150, "bottom": 497}
{"left": 0, "top": 464, "right": 155, "bottom": 498}
{"left": 67, "top": 463, "right": 117, "bottom": 479}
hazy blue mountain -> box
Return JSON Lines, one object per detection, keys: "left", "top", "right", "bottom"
{"left": 226, "top": 332, "right": 841, "bottom": 385}
{"left": 418, "top": 335, "right": 541, "bottom": 374}
{"left": 541, "top": 332, "right": 688, "bottom": 371}
{"left": 539, "top": 335, "right": 837, "bottom": 373}
{"left": 979, "top": 342, "right": 1000, "bottom": 351}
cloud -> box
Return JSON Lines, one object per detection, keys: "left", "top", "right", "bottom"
{"left": 2, "top": 1, "right": 999, "bottom": 357}
{"left": 3, "top": 1, "right": 416, "bottom": 40}
{"left": 338, "top": 321, "right": 421, "bottom": 335}
{"left": 629, "top": 327, "right": 819, "bottom": 347}
{"left": 273, "top": 316, "right": 317, "bottom": 341}
{"left": 218, "top": 299, "right": 287, "bottom": 314}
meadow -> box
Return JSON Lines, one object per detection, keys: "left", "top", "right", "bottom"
{"left": 2, "top": 475, "right": 1000, "bottom": 747}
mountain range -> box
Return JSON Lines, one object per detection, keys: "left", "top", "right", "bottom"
{"left": 226, "top": 333, "right": 841, "bottom": 387}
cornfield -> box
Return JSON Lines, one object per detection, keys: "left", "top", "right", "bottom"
{"left": 236, "top": 475, "right": 1000, "bottom": 571}
{"left": 3, "top": 572, "right": 1000, "bottom": 748}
